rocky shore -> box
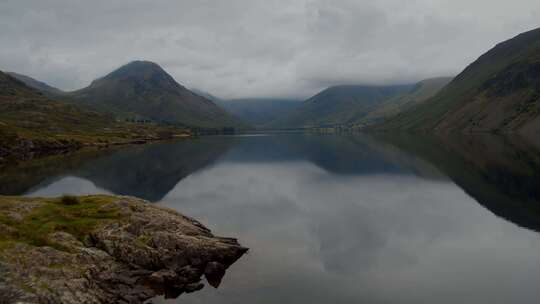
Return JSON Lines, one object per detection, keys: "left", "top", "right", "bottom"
{"left": 0, "top": 195, "right": 247, "bottom": 303}
{"left": 0, "top": 138, "right": 82, "bottom": 164}
{"left": 0, "top": 133, "right": 191, "bottom": 166}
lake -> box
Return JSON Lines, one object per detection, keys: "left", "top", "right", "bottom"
{"left": 4, "top": 133, "right": 540, "bottom": 303}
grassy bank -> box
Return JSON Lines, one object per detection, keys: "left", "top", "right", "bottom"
{"left": 0, "top": 123, "right": 191, "bottom": 165}
{"left": 0, "top": 195, "right": 123, "bottom": 251}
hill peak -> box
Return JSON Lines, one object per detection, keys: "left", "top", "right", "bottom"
{"left": 107, "top": 60, "right": 164, "bottom": 74}
{"left": 123, "top": 60, "right": 162, "bottom": 70}
{"left": 67, "top": 62, "right": 243, "bottom": 128}
{"left": 91, "top": 60, "right": 183, "bottom": 90}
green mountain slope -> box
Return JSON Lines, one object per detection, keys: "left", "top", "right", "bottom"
{"left": 376, "top": 27, "right": 540, "bottom": 134}
{"left": 360, "top": 77, "right": 452, "bottom": 125}
{"left": 6, "top": 72, "right": 64, "bottom": 95}
{"left": 0, "top": 71, "right": 112, "bottom": 138}
{"left": 270, "top": 84, "right": 414, "bottom": 128}
{"left": 216, "top": 98, "right": 302, "bottom": 128}
{"left": 0, "top": 70, "right": 188, "bottom": 163}
{"left": 66, "top": 61, "right": 243, "bottom": 129}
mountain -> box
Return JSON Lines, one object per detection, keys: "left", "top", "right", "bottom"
{"left": 360, "top": 77, "right": 452, "bottom": 125}
{"left": 6, "top": 72, "right": 63, "bottom": 95}
{"left": 66, "top": 61, "right": 242, "bottom": 129}
{"left": 190, "top": 88, "right": 222, "bottom": 103}
{"left": 0, "top": 70, "right": 112, "bottom": 136}
{"left": 216, "top": 98, "right": 302, "bottom": 128}
{"left": 0, "top": 70, "right": 188, "bottom": 163}
{"left": 270, "top": 84, "right": 414, "bottom": 129}
{"left": 376, "top": 27, "right": 540, "bottom": 134}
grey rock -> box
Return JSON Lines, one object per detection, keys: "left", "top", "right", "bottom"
{"left": 0, "top": 196, "right": 248, "bottom": 304}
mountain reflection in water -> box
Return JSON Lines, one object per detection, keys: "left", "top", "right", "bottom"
{"left": 3, "top": 133, "right": 540, "bottom": 303}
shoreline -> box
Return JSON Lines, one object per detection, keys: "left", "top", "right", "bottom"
{"left": 0, "top": 133, "right": 191, "bottom": 167}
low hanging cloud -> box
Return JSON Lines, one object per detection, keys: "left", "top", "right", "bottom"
{"left": 1, "top": 0, "right": 539, "bottom": 99}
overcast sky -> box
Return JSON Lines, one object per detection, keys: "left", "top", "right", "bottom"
{"left": 1, "top": 0, "right": 539, "bottom": 99}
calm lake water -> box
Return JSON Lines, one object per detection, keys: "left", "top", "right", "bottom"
{"left": 4, "top": 133, "right": 540, "bottom": 303}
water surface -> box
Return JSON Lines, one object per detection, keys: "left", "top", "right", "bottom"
{"left": 5, "top": 133, "right": 540, "bottom": 303}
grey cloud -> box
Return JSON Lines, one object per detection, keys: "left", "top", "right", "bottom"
{"left": 0, "top": 0, "right": 539, "bottom": 98}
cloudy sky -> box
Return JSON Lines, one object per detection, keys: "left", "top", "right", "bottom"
{"left": 1, "top": 0, "right": 539, "bottom": 99}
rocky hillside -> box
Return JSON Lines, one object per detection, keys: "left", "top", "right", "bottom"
{"left": 376, "top": 27, "right": 540, "bottom": 134}
{"left": 0, "top": 195, "right": 247, "bottom": 303}
{"left": 66, "top": 61, "right": 243, "bottom": 129}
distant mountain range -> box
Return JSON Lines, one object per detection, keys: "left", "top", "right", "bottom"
{"left": 7, "top": 62, "right": 451, "bottom": 132}
{"left": 215, "top": 98, "right": 302, "bottom": 128}
{"left": 8, "top": 67, "right": 452, "bottom": 131}
{"left": 375, "top": 27, "right": 540, "bottom": 134}
{"left": 7, "top": 26, "right": 540, "bottom": 134}
{"left": 267, "top": 27, "right": 540, "bottom": 133}
{"left": 269, "top": 84, "right": 416, "bottom": 128}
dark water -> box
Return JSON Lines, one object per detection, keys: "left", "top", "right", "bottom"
{"left": 5, "top": 133, "right": 540, "bottom": 303}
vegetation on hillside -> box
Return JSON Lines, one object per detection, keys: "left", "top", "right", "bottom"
{"left": 0, "top": 195, "right": 121, "bottom": 250}
{"left": 0, "top": 71, "right": 190, "bottom": 164}
{"left": 375, "top": 27, "right": 540, "bottom": 134}
{"left": 65, "top": 61, "right": 244, "bottom": 129}
{"left": 6, "top": 72, "right": 64, "bottom": 95}
{"left": 270, "top": 84, "right": 414, "bottom": 129}
{"left": 359, "top": 77, "right": 452, "bottom": 125}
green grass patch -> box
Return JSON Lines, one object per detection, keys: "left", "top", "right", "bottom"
{"left": 0, "top": 195, "right": 124, "bottom": 251}
{"left": 135, "top": 234, "right": 152, "bottom": 247}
